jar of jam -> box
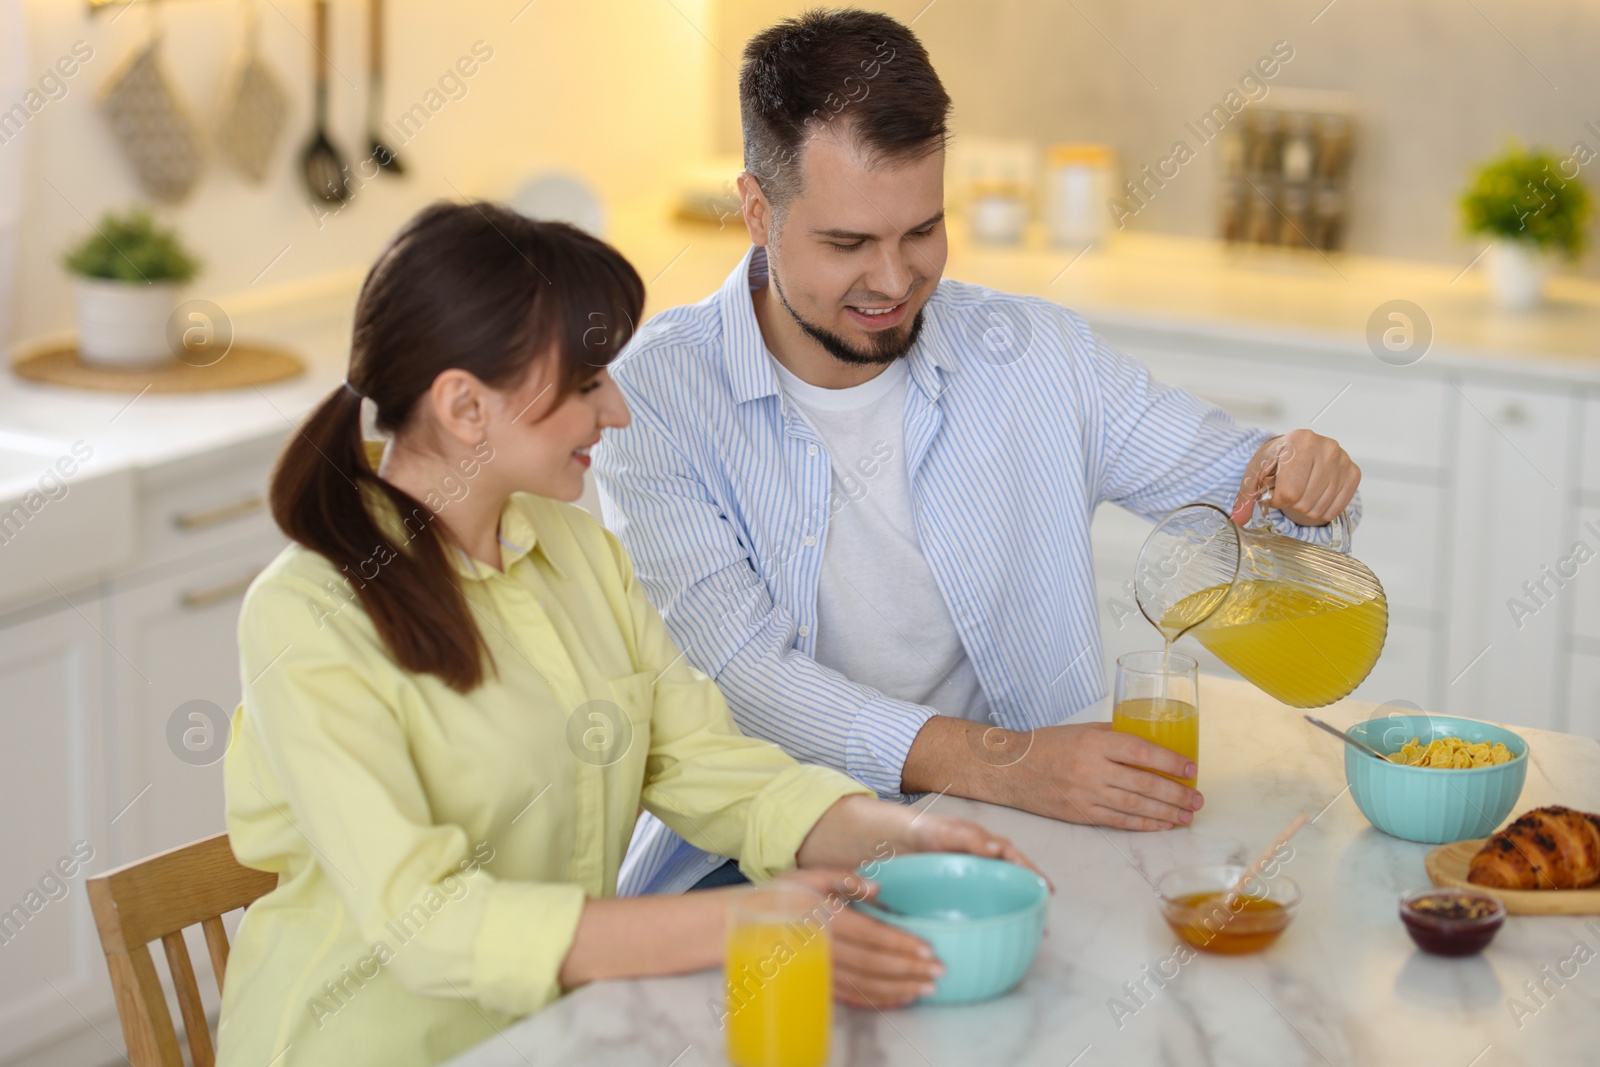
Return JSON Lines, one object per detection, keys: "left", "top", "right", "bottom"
{"left": 1398, "top": 888, "right": 1506, "bottom": 956}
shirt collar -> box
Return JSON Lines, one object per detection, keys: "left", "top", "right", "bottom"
{"left": 359, "top": 441, "right": 562, "bottom": 582}
{"left": 721, "top": 244, "right": 948, "bottom": 407}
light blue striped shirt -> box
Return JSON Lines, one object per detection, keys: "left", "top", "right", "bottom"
{"left": 594, "top": 245, "right": 1358, "bottom": 895}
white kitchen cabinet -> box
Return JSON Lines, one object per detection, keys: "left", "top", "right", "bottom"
{"left": 1443, "top": 383, "right": 1579, "bottom": 730}
{"left": 133, "top": 434, "right": 281, "bottom": 573}
{"left": 1569, "top": 504, "right": 1600, "bottom": 644}
{"left": 1350, "top": 615, "right": 1436, "bottom": 709}
{"left": 107, "top": 535, "right": 286, "bottom": 869}
{"left": 1102, "top": 325, "right": 1451, "bottom": 475}
{"left": 0, "top": 599, "right": 114, "bottom": 1063}
{"left": 1567, "top": 647, "right": 1600, "bottom": 739}
{"left": 0, "top": 429, "right": 289, "bottom": 1067}
{"left": 1581, "top": 397, "right": 1600, "bottom": 491}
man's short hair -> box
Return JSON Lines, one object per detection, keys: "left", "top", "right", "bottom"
{"left": 739, "top": 8, "right": 951, "bottom": 213}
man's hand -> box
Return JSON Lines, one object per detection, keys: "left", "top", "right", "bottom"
{"left": 995, "top": 722, "right": 1203, "bottom": 831}
{"left": 1231, "top": 428, "right": 1360, "bottom": 527}
{"left": 903, "top": 718, "right": 1201, "bottom": 831}
{"left": 902, "top": 717, "right": 1203, "bottom": 831}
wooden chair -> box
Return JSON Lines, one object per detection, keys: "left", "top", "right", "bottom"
{"left": 87, "top": 833, "right": 278, "bottom": 1067}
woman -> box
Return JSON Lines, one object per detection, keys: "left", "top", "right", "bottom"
{"left": 218, "top": 202, "right": 1041, "bottom": 1067}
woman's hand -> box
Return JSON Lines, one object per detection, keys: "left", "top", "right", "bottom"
{"left": 773, "top": 869, "right": 942, "bottom": 1008}
{"left": 796, "top": 794, "right": 1050, "bottom": 888}
{"left": 898, "top": 810, "right": 1051, "bottom": 887}
{"left": 785, "top": 795, "right": 1052, "bottom": 1008}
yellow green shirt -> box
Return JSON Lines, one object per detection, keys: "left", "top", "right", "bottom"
{"left": 217, "top": 460, "right": 870, "bottom": 1067}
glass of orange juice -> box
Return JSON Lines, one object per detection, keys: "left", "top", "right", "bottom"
{"left": 725, "top": 883, "right": 831, "bottom": 1067}
{"left": 1112, "top": 650, "right": 1200, "bottom": 788}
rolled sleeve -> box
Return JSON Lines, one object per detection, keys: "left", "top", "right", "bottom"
{"left": 471, "top": 881, "right": 587, "bottom": 1015}
{"left": 736, "top": 764, "right": 873, "bottom": 882}
{"left": 846, "top": 696, "right": 937, "bottom": 797}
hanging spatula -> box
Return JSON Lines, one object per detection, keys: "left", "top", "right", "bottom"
{"left": 301, "top": 0, "right": 351, "bottom": 204}
{"left": 366, "top": 0, "right": 404, "bottom": 174}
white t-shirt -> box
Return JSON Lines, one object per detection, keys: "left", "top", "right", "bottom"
{"left": 770, "top": 356, "right": 991, "bottom": 722}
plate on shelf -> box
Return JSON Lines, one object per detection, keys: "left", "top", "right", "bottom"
{"left": 1426, "top": 838, "right": 1600, "bottom": 915}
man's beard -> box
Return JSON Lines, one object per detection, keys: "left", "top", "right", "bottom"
{"left": 772, "top": 270, "right": 926, "bottom": 367}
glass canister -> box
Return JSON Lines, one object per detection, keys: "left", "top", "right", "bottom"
{"left": 1045, "top": 143, "right": 1115, "bottom": 247}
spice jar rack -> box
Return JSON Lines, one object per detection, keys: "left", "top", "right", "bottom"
{"left": 1217, "top": 89, "right": 1357, "bottom": 252}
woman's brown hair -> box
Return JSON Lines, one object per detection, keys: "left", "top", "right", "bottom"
{"left": 269, "top": 200, "right": 644, "bottom": 692}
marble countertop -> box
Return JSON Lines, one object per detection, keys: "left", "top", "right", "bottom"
{"left": 444, "top": 675, "right": 1600, "bottom": 1067}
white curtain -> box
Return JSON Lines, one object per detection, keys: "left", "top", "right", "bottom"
{"left": 0, "top": 0, "right": 25, "bottom": 352}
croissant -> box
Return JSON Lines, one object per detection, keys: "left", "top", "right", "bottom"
{"left": 1468, "top": 806, "right": 1600, "bottom": 890}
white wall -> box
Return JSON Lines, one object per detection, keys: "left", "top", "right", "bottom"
{"left": 712, "top": 0, "right": 1600, "bottom": 277}
{"left": 0, "top": 0, "right": 26, "bottom": 349}
{"left": 6, "top": 0, "right": 714, "bottom": 345}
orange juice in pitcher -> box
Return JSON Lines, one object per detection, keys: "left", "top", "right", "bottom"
{"left": 1135, "top": 503, "right": 1387, "bottom": 709}
{"left": 1162, "top": 579, "right": 1387, "bottom": 708}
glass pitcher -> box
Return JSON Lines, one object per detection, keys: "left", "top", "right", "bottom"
{"left": 1132, "top": 499, "right": 1387, "bottom": 708}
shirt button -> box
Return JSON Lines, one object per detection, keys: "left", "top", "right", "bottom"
{"left": 803, "top": 535, "right": 817, "bottom": 547}
{"left": 807, "top": 444, "right": 819, "bottom": 457}
{"left": 706, "top": 854, "right": 720, "bottom": 865}
{"left": 798, "top": 624, "right": 811, "bottom": 637}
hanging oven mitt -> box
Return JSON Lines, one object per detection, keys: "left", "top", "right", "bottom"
{"left": 98, "top": 36, "right": 204, "bottom": 203}
{"left": 215, "top": 2, "right": 288, "bottom": 183}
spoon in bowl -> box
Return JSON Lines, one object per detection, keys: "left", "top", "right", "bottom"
{"left": 1303, "top": 715, "right": 1388, "bottom": 761}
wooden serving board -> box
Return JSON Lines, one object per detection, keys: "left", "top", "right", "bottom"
{"left": 1426, "top": 838, "right": 1600, "bottom": 915}
{"left": 12, "top": 339, "right": 304, "bottom": 393}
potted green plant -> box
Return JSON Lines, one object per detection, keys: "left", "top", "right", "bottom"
{"left": 62, "top": 208, "right": 200, "bottom": 366}
{"left": 1460, "top": 144, "right": 1591, "bottom": 310}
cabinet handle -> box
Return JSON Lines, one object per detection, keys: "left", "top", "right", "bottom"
{"left": 1499, "top": 403, "right": 1529, "bottom": 425}
{"left": 179, "top": 568, "right": 264, "bottom": 611}
{"left": 171, "top": 492, "right": 265, "bottom": 531}
{"left": 1194, "top": 391, "right": 1285, "bottom": 421}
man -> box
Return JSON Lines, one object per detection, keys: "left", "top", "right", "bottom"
{"left": 594, "top": 9, "right": 1360, "bottom": 896}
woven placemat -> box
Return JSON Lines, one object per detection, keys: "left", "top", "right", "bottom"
{"left": 11, "top": 339, "right": 306, "bottom": 393}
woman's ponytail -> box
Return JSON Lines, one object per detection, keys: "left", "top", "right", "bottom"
{"left": 269, "top": 378, "right": 493, "bottom": 693}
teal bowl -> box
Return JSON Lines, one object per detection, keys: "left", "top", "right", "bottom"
{"left": 851, "top": 853, "right": 1048, "bottom": 1004}
{"left": 1344, "top": 712, "right": 1529, "bottom": 844}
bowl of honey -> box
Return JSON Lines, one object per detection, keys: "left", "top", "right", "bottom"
{"left": 1156, "top": 865, "right": 1300, "bottom": 954}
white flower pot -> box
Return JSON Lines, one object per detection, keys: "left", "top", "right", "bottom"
{"left": 1486, "top": 240, "right": 1550, "bottom": 311}
{"left": 73, "top": 278, "right": 180, "bottom": 366}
